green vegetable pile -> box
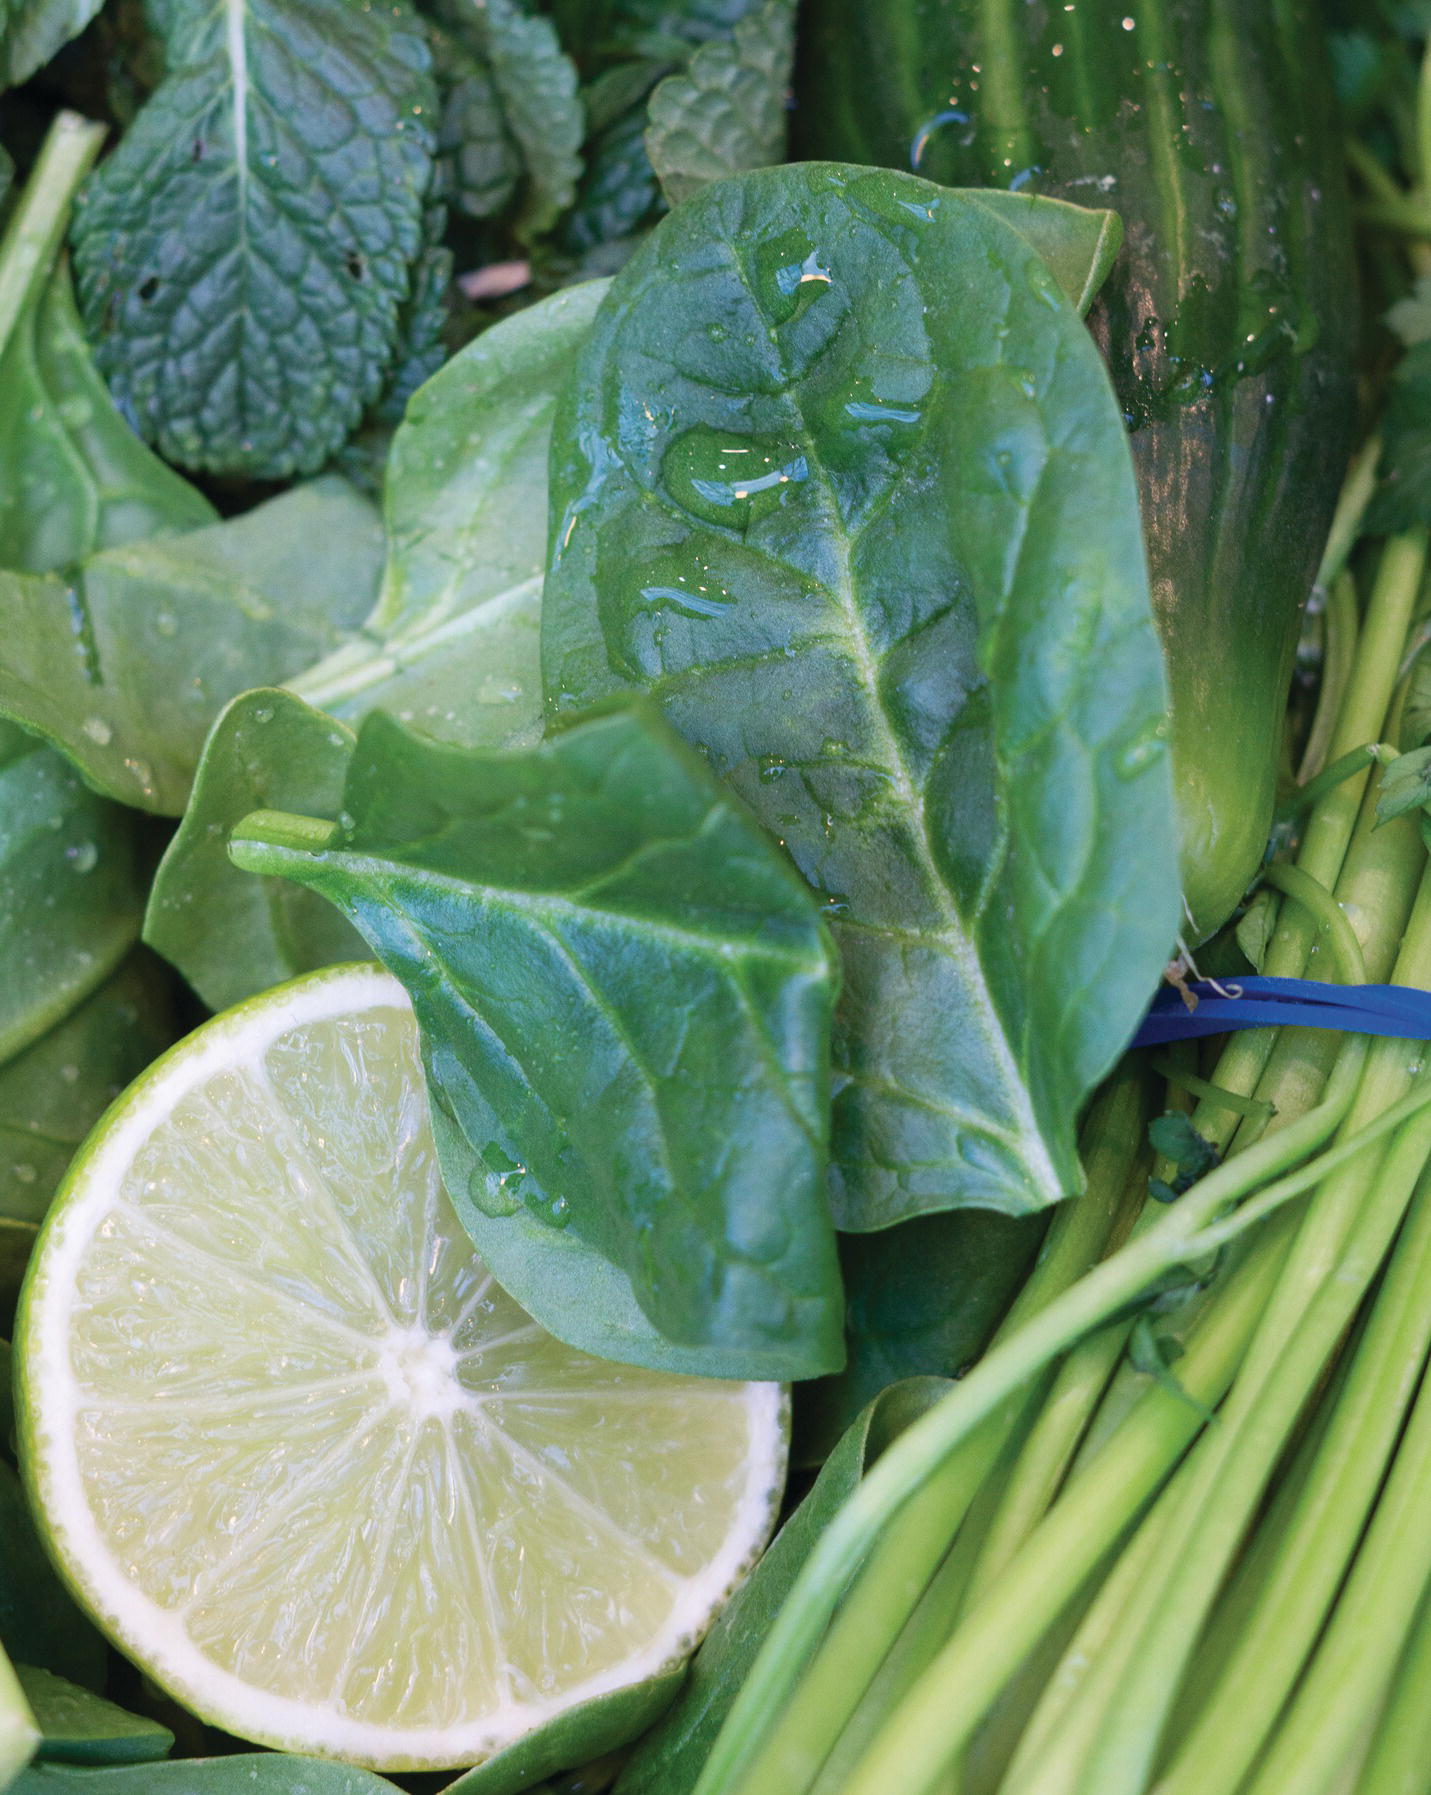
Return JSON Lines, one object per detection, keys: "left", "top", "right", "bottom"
{"left": 7, "top": 0, "right": 1431, "bottom": 1789}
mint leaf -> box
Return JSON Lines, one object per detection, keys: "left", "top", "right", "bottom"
{"left": 544, "top": 167, "right": 1179, "bottom": 1229}
{"left": 0, "top": 0, "right": 106, "bottom": 88}
{"left": 70, "top": 0, "right": 438, "bottom": 478}
{"left": 433, "top": 29, "right": 522, "bottom": 220}
{"left": 644, "top": 0, "right": 794, "bottom": 206}
{"left": 231, "top": 705, "right": 844, "bottom": 1380}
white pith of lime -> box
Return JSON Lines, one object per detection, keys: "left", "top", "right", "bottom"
{"left": 16, "top": 964, "right": 787, "bottom": 1771}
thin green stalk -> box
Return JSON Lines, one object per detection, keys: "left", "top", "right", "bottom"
{"left": 1357, "top": 1579, "right": 1431, "bottom": 1795}
{"left": 1276, "top": 743, "right": 1396, "bottom": 825}
{"left": 1242, "top": 1331, "right": 1431, "bottom": 1795}
{"left": 1298, "top": 572, "right": 1361, "bottom": 783}
{"left": 0, "top": 111, "right": 105, "bottom": 361}
{"left": 1156, "top": 1153, "right": 1431, "bottom": 1795}
{"left": 1149, "top": 1056, "right": 1271, "bottom": 1121}
{"left": 730, "top": 1074, "right": 1151, "bottom": 1795}
{"left": 687, "top": 1050, "right": 1394, "bottom": 1795}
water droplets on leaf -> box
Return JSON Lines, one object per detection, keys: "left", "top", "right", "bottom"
{"left": 662, "top": 426, "right": 809, "bottom": 530}
{"left": 753, "top": 229, "right": 834, "bottom": 326}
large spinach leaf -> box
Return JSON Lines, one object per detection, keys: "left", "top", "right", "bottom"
{"left": 0, "top": 721, "right": 142, "bottom": 1065}
{"left": 69, "top": 0, "right": 437, "bottom": 478}
{"left": 0, "top": 479, "right": 383, "bottom": 812}
{"left": 291, "top": 282, "right": 606, "bottom": 746}
{"left": 543, "top": 165, "right": 1178, "bottom": 1231}
{"left": 0, "top": 0, "right": 104, "bottom": 88}
{"left": 231, "top": 705, "right": 844, "bottom": 1379}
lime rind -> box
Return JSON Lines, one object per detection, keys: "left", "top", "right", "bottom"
{"left": 16, "top": 964, "right": 788, "bottom": 1770}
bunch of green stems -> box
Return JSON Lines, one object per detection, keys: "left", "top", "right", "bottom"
{"left": 691, "top": 473, "right": 1431, "bottom": 1795}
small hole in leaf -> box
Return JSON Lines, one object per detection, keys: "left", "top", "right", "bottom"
{"left": 191, "top": 138, "right": 205, "bottom": 161}
{"left": 345, "top": 251, "right": 366, "bottom": 281}
{"left": 138, "top": 277, "right": 160, "bottom": 303}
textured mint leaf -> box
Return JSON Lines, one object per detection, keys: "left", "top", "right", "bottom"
{"left": 292, "top": 280, "right": 605, "bottom": 744}
{"left": 70, "top": 0, "right": 438, "bottom": 478}
{"left": 565, "top": 108, "right": 663, "bottom": 253}
{"left": 0, "top": 0, "right": 106, "bottom": 88}
{"left": 231, "top": 705, "right": 844, "bottom": 1379}
{"left": 644, "top": 0, "right": 793, "bottom": 206}
{"left": 373, "top": 209, "right": 452, "bottom": 424}
{"left": 544, "top": 165, "right": 1180, "bottom": 1230}
{"left": 0, "top": 479, "right": 382, "bottom": 812}
{"left": 435, "top": 0, "right": 583, "bottom": 236}
{"left": 144, "top": 690, "right": 363, "bottom": 1011}
{"left": 0, "top": 264, "right": 216, "bottom": 574}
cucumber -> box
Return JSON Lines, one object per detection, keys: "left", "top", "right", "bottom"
{"left": 794, "top": 0, "right": 1357, "bottom": 942}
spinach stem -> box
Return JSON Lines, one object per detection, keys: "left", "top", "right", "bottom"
{"left": 1275, "top": 741, "right": 1396, "bottom": 824}
{"left": 1356, "top": 1577, "right": 1431, "bottom": 1795}
{"left": 0, "top": 111, "right": 105, "bottom": 364}
{"left": 1297, "top": 572, "right": 1361, "bottom": 783}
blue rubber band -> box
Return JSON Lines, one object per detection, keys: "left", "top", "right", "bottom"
{"left": 1133, "top": 977, "right": 1431, "bottom": 1048}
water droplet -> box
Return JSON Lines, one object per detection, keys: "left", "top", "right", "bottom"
{"left": 548, "top": 1195, "right": 572, "bottom": 1228}
{"left": 65, "top": 840, "right": 98, "bottom": 873}
{"left": 753, "top": 230, "right": 833, "bottom": 326}
{"left": 337, "top": 810, "right": 356, "bottom": 833}
{"left": 13, "top": 1164, "right": 36, "bottom": 1186}
{"left": 662, "top": 426, "right": 808, "bottom": 530}
{"left": 909, "top": 108, "right": 970, "bottom": 171}
{"left": 251, "top": 704, "right": 274, "bottom": 724}
{"left": 640, "top": 583, "right": 734, "bottom": 619}
{"left": 1114, "top": 723, "right": 1168, "bottom": 779}
{"left": 60, "top": 1063, "right": 80, "bottom": 1084}
{"left": 845, "top": 400, "right": 922, "bottom": 425}
{"left": 154, "top": 611, "right": 178, "bottom": 637}
{"left": 82, "top": 717, "right": 113, "bottom": 746}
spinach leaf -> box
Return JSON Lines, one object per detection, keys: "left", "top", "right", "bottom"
{"left": 543, "top": 165, "right": 1178, "bottom": 1231}
{"left": 0, "top": 263, "right": 216, "bottom": 574}
{"left": 795, "top": 1207, "right": 1045, "bottom": 1464}
{"left": 614, "top": 1377, "right": 951, "bottom": 1795}
{"left": 69, "top": 0, "right": 437, "bottom": 478}
{"left": 144, "top": 691, "right": 363, "bottom": 1011}
{"left": 644, "top": 0, "right": 795, "bottom": 206}
{"left": 7, "top": 1757, "right": 404, "bottom": 1793}
{"left": 291, "top": 282, "right": 605, "bottom": 745}
{"left": 0, "top": 720, "right": 143, "bottom": 1065}
{"left": 0, "top": 0, "right": 104, "bottom": 88}
{"left": 0, "top": 953, "right": 174, "bottom": 1228}
{"left": 0, "top": 479, "right": 383, "bottom": 812}
{"left": 230, "top": 704, "right": 844, "bottom": 1379}
{"left": 17, "top": 1667, "right": 172, "bottom": 1766}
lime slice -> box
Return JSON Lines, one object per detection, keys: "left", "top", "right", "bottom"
{"left": 16, "top": 965, "right": 786, "bottom": 1771}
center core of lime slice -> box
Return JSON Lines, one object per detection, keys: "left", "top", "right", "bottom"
{"left": 17, "top": 965, "right": 786, "bottom": 1771}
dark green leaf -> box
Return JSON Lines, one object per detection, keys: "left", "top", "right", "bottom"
{"left": 0, "top": 479, "right": 383, "bottom": 812}
{"left": 1147, "top": 1113, "right": 1219, "bottom": 1180}
{"left": 1370, "top": 341, "right": 1431, "bottom": 534}
{"left": 437, "top": 1674, "right": 682, "bottom": 1795}
{"left": 0, "top": 1219, "right": 35, "bottom": 1332}
{"left": 1376, "top": 744, "right": 1431, "bottom": 824}
{"left": 565, "top": 110, "right": 662, "bottom": 254}
{"left": 290, "top": 283, "right": 604, "bottom": 747}
{"left": 543, "top": 165, "right": 1179, "bottom": 1231}
{"left": 373, "top": 209, "right": 452, "bottom": 425}
{"left": 17, "top": 1667, "right": 172, "bottom": 1766}
{"left": 0, "top": 721, "right": 143, "bottom": 1065}
{"left": 434, "top": 32, "right": 523, "bottom": 221}
{"left": 643, "top": 0, "right": 794, "bottom": 206}
{"left": 0, "top": 263, "right": 216, "bottom": 574}
{"left": 7, "top": 1756, "right": 404, "bottom": 1793}
{"left": 795, "top": 1207, "right": 1044, "bottom": 1463}
{"left": 614, "top": 1377, "right": 951, "bottom": 1795}
{"left": 69, "top": 0, "right": 438, "bottom": 478}
{"left": 1127, "top": 1314, "right": 1217, "bottom": 1424}
{"left": 435, "top": 0, "right": 584, "bottom": 237}
{"left": 0, "top": 1464, "right": 107, "bottom": 1690}
{"left": 0, "top": 954, "right": 174, "bottom": 1228}
{"left": 0, "top": 1340, "right": 13, "bottom": 1457}
{"left": 230, "top": 705, "right": 844, "bottom": 1379}
{"left": 0, "top": 0, "right": 105, "bottom": 87}
{"left": 144, "top": 690, "right": 363, "bottom": 1011}
{"left": 1235, "top": 887, "right": 1278, "bottom": 973}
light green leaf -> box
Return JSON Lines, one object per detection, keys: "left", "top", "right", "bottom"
{"left": 0, "top": 263, "right": 216, "bottom": 575}
{"left": 543, "top": 164, "right": 1179, "bottom": 1230}
{"left": 437, "top": 1674, "right": 682, "bottom": 1795}
{"left": 1376, "top": 744, "right": 1431, "bottom": 825}
{"left": 16, "top": 1668, "right": 172, "bottom": 1767}
{"left": 0, "top": 0, "right": 105, "bottom": 89}
{"left": 0, "top": 954, "right": 174, "bottom": 1228}
{"left": 0, "top": 1648, "right": 36, "bottom": 1793}
{"left": 0, "top": 721, "right": 143, "bottom": 1066}
{"left": 0, "top": 480, "right": 383, "bottom": 813}
{"left": 144, "top": 691, "right": 364, "bottom": 1011}
{"left": 231, "top": 705, "right": 844, "bottom": 1379}
{"left": 69, "top": 0, "right": 438, "bottom": 477}
{"left": 644, "top": 0, "right": 794, "bottom": 206}
{"left": 291, "top": 281, "right": 604, "bottom": 747}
